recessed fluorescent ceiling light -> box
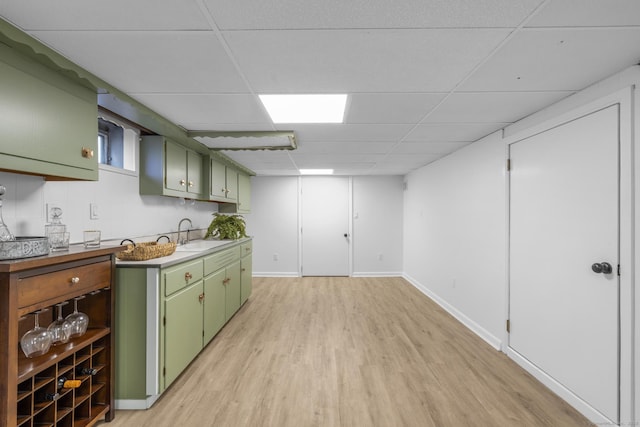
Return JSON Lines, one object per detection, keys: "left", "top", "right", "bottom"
{"left": 299, "top": 169, "right": 334, "bottom": 175}
{"left": 259, "top": 94, "right": 347, "bottom": 123}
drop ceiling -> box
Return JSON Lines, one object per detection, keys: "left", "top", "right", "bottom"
{"left": 1, "top": 0, "right": 639, "bottom": 176}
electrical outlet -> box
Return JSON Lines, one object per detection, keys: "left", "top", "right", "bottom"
{"left": 46, "top": 203, "right": 61, "bottom": 222}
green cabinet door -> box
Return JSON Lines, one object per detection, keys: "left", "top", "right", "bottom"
{"left": 0, "top": 45, "right": 98, "bottom": 180}
{"left": 225, "top": 167, "right": 238, "bottom": 202}
{"left": 165, "top": 140, "right": 187, "bottom": 192}
{"left": 203, "top": 269, "right": 226, "bottom": 344}
{"left": 164, "top": 282, "right": 203, "bottom": 389}
{"left": 187, "top": 150, "right": 203, "bottom": 195}
{"left": 225, "top": 260, "right": 241, "bottom": 322}
{"left": 240, "top": 255, "right": 252, "bottom": 305}
{"left": 209, "top": 158, "right": 227, "bottom": 199}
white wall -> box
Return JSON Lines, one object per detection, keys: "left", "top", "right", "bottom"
{"left": 0, "top": 167, "right": 219, "bottom": 244}
{"left": 244, "top": 176, "right": 300, "bottom": 276}
{"left": 403, "top": 131, "right": 506, "bottom": 349}
{"left": 246, "top": 175, "right": 404, "bottom": 276}
{"left": 353, "top": 176, "right": 403, "bottom": 276}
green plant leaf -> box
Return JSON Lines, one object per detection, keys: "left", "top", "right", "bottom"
{"left": 205, "top": 213, "right": 248, "bottom": 240}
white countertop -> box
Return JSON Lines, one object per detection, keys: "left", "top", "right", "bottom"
{"left": 113, "top": 238, "right": 251, "bottom": 268}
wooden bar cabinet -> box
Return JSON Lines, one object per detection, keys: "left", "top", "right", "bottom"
{"left": 0, "top": 245, "right": 123, "bottom": 427}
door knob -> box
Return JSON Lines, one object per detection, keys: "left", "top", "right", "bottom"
{"left": 592, "top": 262, "right": 613, "bottom": 274}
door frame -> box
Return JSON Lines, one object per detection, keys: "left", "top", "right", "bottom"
{"left": 297, "top": 176, "right": 353, "bottom": 277}
{"left": 503, "top": 87, "right": 634, "bottom": 425}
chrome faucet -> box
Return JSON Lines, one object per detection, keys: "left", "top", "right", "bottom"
{"left": 177, "top": 218, "right": 193, "bottom": 245}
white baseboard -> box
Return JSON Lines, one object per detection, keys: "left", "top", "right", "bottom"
{"left": 506, "top": 348, "right": 614, "bottom": 426}
{"left": 352, "top": 272, "right": 403, "bottom": 277}
{"left": 252, "top": 272, "right": 300, "bottom": 277}
{"left": 402, "top": 273, "right": 502, "bottom": 350}
{"left": 115, "top": 395, "right": 160, "bottom": 410}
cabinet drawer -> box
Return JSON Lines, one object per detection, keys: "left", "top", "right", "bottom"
{"left": 164, "top": 259, "right": 203, "bottom": 296}
{"left": 18, "top": 260, "right": 111, "bottom": 311}
{"left": 240, "top": 241, "right": 252, "bottom": 257}
{"left": 204, "top": 246, "right": 241, "bottom": 276}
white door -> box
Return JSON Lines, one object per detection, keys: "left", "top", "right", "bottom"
{"left": 301, "top": 176, "right": 350, "bottom": 276}
{"left": 509, "top": 105, "right": 619, "bottom": 422}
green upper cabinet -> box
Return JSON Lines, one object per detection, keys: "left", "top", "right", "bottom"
{"left": 205, "top": 156, "right": 243, "bottom": 206}
{"left": 0, "top": 44, "right": 98, "bottom": 180}
{"left": 219, "top": 172, "right": 251, "bottom": 214}
{"left": 140, "top": 135, "right": 204, "bottom": 199}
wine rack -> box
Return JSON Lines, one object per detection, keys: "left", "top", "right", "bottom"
{"left": 1, "top": 246, "right": 123, "bottom": 426}
{"left": 16, "top": 334, "right": 110, "bottom": 427}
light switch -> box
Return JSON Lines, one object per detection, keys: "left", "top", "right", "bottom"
{"left": 90, "top": 203, "right": 99, "bottom": 220}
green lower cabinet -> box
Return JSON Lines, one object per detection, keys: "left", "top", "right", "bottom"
{"left": 203, "top": 270, "right": 226, "bottom": 344}
{"left": 114, "top": 239, "right": 252, "bottom": 409}
{"left": 225, "top": 260, "right": 241, "bottom": 322}
{"left": 164, "top": 281, "right": 204, "bottom": 389}
{"left": 241, "top": 255, "right": 252, "bottom": 305}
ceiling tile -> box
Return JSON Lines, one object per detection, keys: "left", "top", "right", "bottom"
{"left": 28, "top": 31, "right": 248, "bottom": 93}
{"left": 346, "top": 93, "right": 445, "bottom": 124}
{"left": 204, "top": 0, "right": 543, "bottom": 29}
{"left": 425, "top": 91, "right": 573, "bottom": 123}
{"left": 223, "top": 29, "right": 511, "bottom": 92}
{"left": 0, "top": 0, "right": 210, "bottom": 30}
{"left": 460, "top": 28, "right": 640, "bottom": 92}
{"left": 295, "top": 141, "right": 396, "bottom": 155}
{"left": 393, "top": 141, "right": 470, "bottom": 154}
{"left": 527, "top": 0, "right": 640, "bottom": 27}
{"left": 383, "top": 153, "right": 442, "bottom": 168}
{"left": 130, "top": 94, "right": 271, "bottom": 128}
{"left": 290, "top": 153, "right": 385, "bottom": 166}
{"left": 405, "top": 123, "right": 507, "bottom": 142}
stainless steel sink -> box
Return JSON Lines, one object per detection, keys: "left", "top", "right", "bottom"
{"left": 174, "top": 240, "right": 229, "bottom": 252}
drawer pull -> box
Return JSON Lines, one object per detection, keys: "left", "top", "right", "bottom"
{"left": 241, "top": 268, "right": 246, "bottom": 272}
{"left": 188, "top": 181, "right": 194, "bottom": 188}
{"left": 223, "top": 278, "right": 230, "bottom": 285}
{"left": 198, "top": 293, "right": 205, "bottom": 302}
{"left": 180, "top": 179, "right": 186, "bottom": 186}
{"left": 245, "top": 247, "right": 250, "bottom": 252}
{"left": 81, "top": 147, "right": 94, "bottom": 159}
{"left": 71, "top": 277, "right": 80, "bottom": 284}
{"left": 185, "top": 272, "right": 193, "bottom": 281}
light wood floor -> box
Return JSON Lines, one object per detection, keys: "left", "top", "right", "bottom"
{"left": 100, "top": 277, "right": 593, "bottom": 427}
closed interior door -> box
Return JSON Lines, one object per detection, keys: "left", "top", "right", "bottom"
{"left": 301, "top": 176, "right": 350, "bottom": 276}
{"left": 509, "top": 105, "right": 619, "bottom": 422}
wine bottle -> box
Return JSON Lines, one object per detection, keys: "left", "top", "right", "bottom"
{"left": 35, "top": 391, "right": 59, "bottom": 402}
{"left": 76, "top": 366, "right": 98, "bottom": 376}
{"left": 57, "top": 376, "right": 81, "bottom": 389}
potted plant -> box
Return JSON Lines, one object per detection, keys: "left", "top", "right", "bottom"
{"left": 205, "top": 213, "right": 248, "bottom": 240}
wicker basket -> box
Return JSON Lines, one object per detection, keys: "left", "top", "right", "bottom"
{"left": 115, "top": 238, "right": 176, "bottom": 261}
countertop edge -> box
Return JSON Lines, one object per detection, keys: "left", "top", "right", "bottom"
{"left": 0, "top": 244, "right": 127, "bottom": 273}
{"left": 115, "top": 238, "right": 252, "bottom": 269}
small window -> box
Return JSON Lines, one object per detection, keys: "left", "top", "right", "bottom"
{"left": 97, "top": 112, "right": 139, "bottom": 175}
